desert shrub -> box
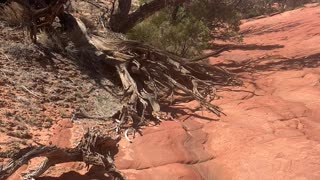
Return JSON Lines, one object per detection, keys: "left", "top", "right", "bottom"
{"left": 237, "top": 0, "right": 278, "bottom": 18}
{"left": 238, "top": 0, "right": 318, "bottom": 19}
{"left": 128, "top": 10, "right": 211, "bottom": 57}
{"left": 128, "top": 0, "right": 241, "bottom": 57}
{"left": 128, "top": 0, "right": 318, "bottom": 57}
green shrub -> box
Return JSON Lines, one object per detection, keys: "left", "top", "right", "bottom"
{"left": 128, "top": 0, "right": 316, "bottom": 57}
{"left": 128, "top": 10, "right": 211, "bottom": 57}
{"left": 128, "top": 1, "right": 241, "bottom": 57}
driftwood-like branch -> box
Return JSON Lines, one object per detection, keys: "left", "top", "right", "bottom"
{"left": 62, "top": 15, "right": 239, "bottom": 124}
{"left": 0, "top": 130, "right": 124, "bottom": 180}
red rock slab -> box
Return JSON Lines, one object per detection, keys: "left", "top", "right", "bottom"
{"left": 114, "top": 4, "right": 320, "bottom": 179}
{"left": 115, "top": 119, "right": 214, "bottom": 179}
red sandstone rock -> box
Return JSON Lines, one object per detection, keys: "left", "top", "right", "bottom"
{"left": 114, "top": 4, "right": 320, "bottom": 179}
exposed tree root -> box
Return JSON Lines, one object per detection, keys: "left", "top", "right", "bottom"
{"left": 94, "top": 39, "right": 240, "bottom": 119}
{"left": 64, "top": 18, "right": 240, "bottom": 127}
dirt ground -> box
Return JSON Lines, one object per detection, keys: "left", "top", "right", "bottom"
{"left": 0, "top": 18, "right": 122, "bottom": 179}
{"left": 1, "top": 3, "right": 320, "bottom": 180}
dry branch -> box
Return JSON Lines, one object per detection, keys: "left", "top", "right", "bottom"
{"left": 68, "top": 23, "right": 238, "bottom": 121}
{"left": 49, "top": 9, "right": 239, "bottom": 122}
{"left": 0, "top": 130, "right": 124, "bottom": 180}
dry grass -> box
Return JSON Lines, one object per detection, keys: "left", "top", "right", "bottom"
{"left": 37, "top": 30, "right": 65, "bottom": 51}
{"left": 0, "top": 2, "right": 28, "bottom": 26}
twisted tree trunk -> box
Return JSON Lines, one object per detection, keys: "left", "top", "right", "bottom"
{"left": 109, "top": 0, "right": 188, "bottom": 33}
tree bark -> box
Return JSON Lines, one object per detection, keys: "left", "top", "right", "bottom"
{"left": 109, "top": 0, "right": 188, "bottom": 33}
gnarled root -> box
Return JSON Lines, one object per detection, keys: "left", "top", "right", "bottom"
{"left": 0, "top": 129, "right": 124, "bottom": 180}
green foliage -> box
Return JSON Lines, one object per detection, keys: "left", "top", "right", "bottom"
{"left": 238, "top": 0, "right": 278, "bottom": 18}
{"left": 237, "top": 0, "right": 316, "bottom": 19}
{"left": 128, "top": 0, "right": 242, "bottom": 57}
{"left": 129, "top": 0, "right": 315, "bottom": 57}
{"left": 128, "top": 10, "right": 210, "bottom": 57}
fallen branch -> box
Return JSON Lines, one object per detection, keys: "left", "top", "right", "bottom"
{"left": 0, "top": 129, "right": 124, "bottom": 180}
{"left": 164, "top": 74, "right": 224, "bottom": 116}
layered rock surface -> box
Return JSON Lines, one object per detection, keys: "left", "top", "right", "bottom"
{"left": 114, "top": 4, "right": 320, "bottom": 179}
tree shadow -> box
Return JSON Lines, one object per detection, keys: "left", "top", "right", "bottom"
{"left": 38, "top": 171, "right": 105, "bottom": 180}
{"left": 240, "top": 22, "right": 302, "bottom": 36}
{"left": 37, "top": 166, "right": 121, "bottom": 180}
{"left": 161, "top": 105, "right": 220, "bottom": 121}
{"left": 217, "top": 53, "right": 320, "bottom": 73}
{"left": 211, "top": 43, "right": 284, "bottom": 51}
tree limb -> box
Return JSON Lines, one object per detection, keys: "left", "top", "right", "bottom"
{"left": 110, "top": 0, "right": 188, "bottom": 33}
{"left": 0, "top": 130, "right": 123, "bottom": 180}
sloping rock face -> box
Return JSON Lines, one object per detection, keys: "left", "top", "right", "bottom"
{"left": 114, "top": 4, "right": 320, "bottom": 179}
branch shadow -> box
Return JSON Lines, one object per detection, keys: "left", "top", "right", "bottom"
{"left": 217, "top": 53, "right": 320, "bottom": 73}
{"left": 37, "top": 171, "right": 106, "bottom": 180}
{"left": 211, "top": 43, "right": 284, "bottom": 51}
{"left": 241, "top": 22, "right": 302, "bottom": 36}
{"left": 161, "top": 105, "right": 220, "bottom": 121}
{"left": 37, "top": 166, "right": 120, "bottom": 180}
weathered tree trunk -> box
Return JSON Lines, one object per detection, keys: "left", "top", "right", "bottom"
{"left": 109, "top": 0, "right": 132, "bottom": 32}
{"left": 109, "top": 0, "right": 188, "bottom": 33}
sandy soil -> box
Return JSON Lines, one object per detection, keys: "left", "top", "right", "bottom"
{"left": 0, "top": 18, "right": 122, "bottom": 179}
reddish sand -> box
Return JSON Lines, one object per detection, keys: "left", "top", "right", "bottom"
{"left": 114, "top": 4, "right": 320, "bottom": 179}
